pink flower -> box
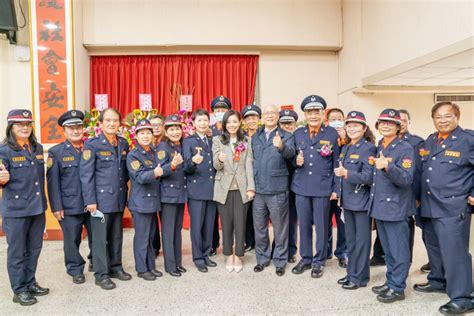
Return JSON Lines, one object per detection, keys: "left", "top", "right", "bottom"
{"left": 318, "top": 144, "right": 333, "bottom": 157}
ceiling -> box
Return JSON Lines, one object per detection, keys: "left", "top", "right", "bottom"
{"left": 372, "top": 49, "right": 474, "bottom": 87}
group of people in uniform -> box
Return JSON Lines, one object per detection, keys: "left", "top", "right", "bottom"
{"left": 0, "top": 95, "right": 472, "bottom": 315}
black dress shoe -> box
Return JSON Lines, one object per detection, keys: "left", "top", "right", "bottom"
{"left": 137, "top": 272, "right": 156, "bottom": 281}
{"left": 72, "top": 274, "right": 86, "bottom": 284}
{"left": 151, "top": 269, "right": 163, "bottom": 277}
{"left": 177, "top": 266, "right": 187, "bottom": 273}
{"left": 413, "top": 282, "right": 446, "bottom": 293}
{"left": 342, "top": 281, "right": 361, "bottom": 290}
{"left": 27, "top": 282, "right": 49, "bottom": 296}
{"left": 210, "top": 248, "right": 217, "bottom": 256}
{"left": 439, "top": 301, "right": 474, "bottom": 315}
{"left": 288, "top": 256, "right": 297, "bottom": 263}
{"left": 168, "top": 270, "right": 181, "bottom": 277}
{"left": 370, "top": 257, "right": 386, "bottom": 267}
{"left": 95, "top": 278, "right": 116, "bottom": 290}
{"left": 204, "top": 258, "right": 217, "bottom": 267}
{"left": 337, "top": 276, "right": 349, "bottom": 285}
{"left": 372, "top": 284, "right": 390, "bottom": 295}
{"left": 197, "top": 266, "right": 208, "bottom": 273}
{"left": 291, "top": 261, "right": 311, "bottom": 274}
{"left": 338, "top": 258, "right": 348, "bottom": 268}
{"left": 13, "top": 291, "right": 37, "bottom": 306}
{"left": 244, "top": 245, "right": 255, "bottom": 252}
{"left": 88, "top": 262, "right": 94, "bottom": 272}
{"left": 377, "top": 288, "right": 405, "bottom": 303}
{"left": 311, "top": 266, "right": 324, "bottom": 278}
{"left": 253, "top": 262, "right": 270, "bottom": 272}
{"left": 420, "top": 262, "right": 431, "bottom": 273}
{"left": 110, "top": 270, "right": 132, "bottom": 281}
{"left": 276, "top": 267, "right": 285, "bottom": 276}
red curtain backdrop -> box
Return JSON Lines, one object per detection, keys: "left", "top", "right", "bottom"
{"left": 90, "top": 55, "right": 259, "bottom": 116}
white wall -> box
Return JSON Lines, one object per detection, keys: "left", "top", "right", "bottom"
{"left": 0, "top": 0, "right": 31, "bottom": 135}
{"left": 82, "top": 0, "right": 341, "bottom": 49}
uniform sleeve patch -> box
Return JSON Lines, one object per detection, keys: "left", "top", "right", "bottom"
{"left": 82, "top": 150, "right": 91, "bottom": 161}
{"left": 402, "top": 158, "right": 412, "bottom": 169}
{"left": 130, "top": 160, "right": 141, "bottom": 171}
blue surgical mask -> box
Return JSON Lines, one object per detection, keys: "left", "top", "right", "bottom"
{"left": 329, "top": 120, "right": 344, "bottom": 129}
{"left": 214, "top": 112, "right": 225, "bottom": 122}
{"left": 86, "top": 208, "right": 105, "bottom": 223}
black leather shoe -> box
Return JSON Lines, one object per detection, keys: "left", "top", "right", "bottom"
{"left": 110, "top": 270, "right": 132, "bottom": 281}
{"left": 72, "top": 274, "right": 85, "bottom": 284}
{"left": 88, "top": 262, "right": 94, "bottom": 272}
{"left": 372, "top": 284, "right": 390, "bottom": 295}
{"left": 13, "top": 291, "right": 37, "bottom": 306}
{"left": 370, "top": 257, "right": 386, "bottom": 267}
{"left": 210, "top": 248, "right": 217, "bottom": 256}
{"left": 420, "top": 262, "right": 431, "bottom": 273}
{"left": 288, "top": 256, "right": 297, "bottom": 263}
{"left": 197, "top": 266, "right": 208, "bottom": 273}
{"left": 413, "top": 282, "right": 446, "bottom": 293}
{"left": 439, "top": 301, "right": 474, "bottom": 315}
{"left": 204, "top": 258, "right": 217, "bottom": 267}
{"left": 137, "top": 272, "right": 156, "bottom": 281}
{"left": 276, "top": 267, "right": 285, "bottom": 276}
{"left": 244, "top": 245, "right": 255, "bottom": 252}
{"left": 337, "top": 276, "right": 349, "bottom": 285}
{"left": 253, "top": 262, "right": 270, "bottom": 272}
{"left": 342, "top": 281, "right": 363, "bottom": 290}
{"left": 168, "top": 270, "right": 181, "bottom": 277}
{"left": 177, "top": 266, "right": 187, "bottom": 273}
{"left": 291, "top": 261, "right": 311, "bottom": 274}
{"left": 338, "top": 258, "right": 348, "bottom": 268}
{"left": 377, "top": 289, "right": 405, "bottom": 303}
{"left": 95, "top": 278, "right": 116, "bottom": 290}
{"left": 27, "top": 282, "right": 49, "bottom": 296}
{"left": 151, "top": 269, "right": 163, "bottom": 277}
{"left": 311, "top": 266, "right": 324, "bottom": 278}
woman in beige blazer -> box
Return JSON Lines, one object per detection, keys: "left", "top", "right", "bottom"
{"left": 212, "top": 110, "right": 255, "bottom": 272}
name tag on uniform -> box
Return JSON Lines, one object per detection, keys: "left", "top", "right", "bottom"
{"left": 445, "top": 150, "right": 460, "bottom": 158}
{"left": 144, "top": 160, "right": 153, "bottom": 166}
{"left": 99, "top": 151, "right": 112, "bottom": 156}
{"left": 62, "top": 156, "right": 75, "bottom": 162}
{"left": 12, "top": 156, "right": 26, "bottom": 162}
{"left": 320, "top": 140, "right": 330, "bottom": 145}
{"left": 349, "top": 154, "right": 359, "bottom": 159}
{"left": 36, "top": 154, "right": 44, "bottom": 160}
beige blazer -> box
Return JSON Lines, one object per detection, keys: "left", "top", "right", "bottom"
{"left": 212, "top": 136, "right": 255, "bottom": 205}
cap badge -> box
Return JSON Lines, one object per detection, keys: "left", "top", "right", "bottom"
{"left": 219, "top": 96, "right": 224, "bottom": 101}
{"left": 23, "top": 111, "right": 29, "bottom": 118}
{"left": 310, "top": 96, "right": 316, "bottom": 102}
{"left": 351, "top": 112, "right": 356, "bottom": 117}
{"left": 71, "top": 111, "right": 76, "bottom": 117}
{"left": 389, "top": 110, "right": 395, "bottom": 117}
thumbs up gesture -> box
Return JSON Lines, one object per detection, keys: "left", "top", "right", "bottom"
{"left": 154, "top": 164, "right": 163, "bottom": 178}
{"left": 192, "top": 150, "right": 204, "bottom": 165}
{"left": 375, "top": 151, "right": 389, "bottom": 170}
{"left": 334, "top": 161, "right": 348, "bottom": 178}
{"left": 296, "top": 150, "right": 304, "bottom": 166}
{"left": 272, "top": 131, "right": 283, "bottom": 149}
{"left": 218, "top": 151, "right": 227, "bottom": 163}
{"left": 171, "top": 151, "right": 183, "bottom": 167}
{"left": 0, "top": 163, "right": 10, "bottom": 185}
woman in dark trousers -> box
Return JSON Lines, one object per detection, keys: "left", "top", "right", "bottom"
{"left": 0, "top": 110, "right": 49, "bottom": 306}
{"left": 127, "top": 119, "right": 164, "bottom": 281}
{"left": 334, "top": 111, "right": 376, "bottom": 290}
{"left": 212, "top": 110, "right": 255, "bottom": 272}
{"left": 156, "top": 114, "right": 187, "bottom": 277}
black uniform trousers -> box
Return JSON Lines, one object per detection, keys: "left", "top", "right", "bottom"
{"left": 59, "top": 212, "right": 92, "bottom": 276}
{"left": 91, "top": 212, "right": 124, "bottom": 281}
{"left": 132, "top": 212, "right": 157, "bottom": 273}
{"left": 161, "top": 203, "right": 185, "bottom": 272}
{"left": 422, "top": 214, "right": 472, "bottom": 308}
{"left": 327, "top": 200, "right": 347, "bottom": 259}
{"left": 345, "top": 210, "right": 371, "bottom": 286}
{"left": 152, "top": 213, "right": 161, "bottom": 254}
{"left": 3, "top": 213, "right": 45, "bottom": 293}
{"left": 188, "top": 199, "right": 216, "bottom": 267}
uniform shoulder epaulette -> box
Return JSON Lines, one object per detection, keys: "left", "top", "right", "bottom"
{"left": 48, "top": 142, "right": 62, "bottom": 153}
{"left": 463, "top": 128, "right": 474, "bottom": 136}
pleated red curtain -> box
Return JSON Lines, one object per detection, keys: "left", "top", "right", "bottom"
{"left": 90, "top": 55, "right": 259, "bottom": 116}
